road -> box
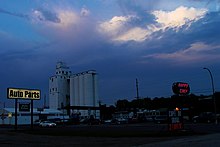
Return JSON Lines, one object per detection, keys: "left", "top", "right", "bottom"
{"left": 0, "top": 123, "right": 220, "bottom": 146}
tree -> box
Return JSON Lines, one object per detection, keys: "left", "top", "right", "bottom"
{"left": 115, "top": 99, "right": 129, "bottom": 111}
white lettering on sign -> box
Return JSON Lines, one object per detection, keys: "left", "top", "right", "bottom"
{"left": 169, "top": 111, "right": 175, "bottom": 117}
{"left": 7, "top": 88, "right": 40, "bottom": 100}
{"left": 171, "top": 117, "right": 180, "bottom": 123}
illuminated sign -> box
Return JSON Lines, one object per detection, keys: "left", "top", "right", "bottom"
{"left": 7, "top": 88, "right": 40, "bottom": 100}
{"left": 172, "top": 82, "right": 190, "bottom": 95}
{"left": 168, "top": 110, "right": 183, "bottom": 131}
{"left": 19, "top": 103, "right": 30, "bottom": 112}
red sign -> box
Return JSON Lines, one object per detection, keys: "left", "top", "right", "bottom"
{"left": 172, "top": 82, "right": 190, "bottom": 95}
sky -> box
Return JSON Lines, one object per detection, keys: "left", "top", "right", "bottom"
{"left": 1, "top": 0, "right": 220, "bottom": 107}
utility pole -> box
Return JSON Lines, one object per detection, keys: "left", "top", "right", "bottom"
{"left": 136, "top": 78, "right": 139, "bottom": 99}
{"left": 203, "top": 67, "right": 217, "bottom": 124}
{"left": 44, "top": 94, "right": 46, "bottom": 108}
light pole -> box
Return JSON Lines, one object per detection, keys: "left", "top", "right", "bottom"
{"left": 203, "top": 67, "right": 217, "bottom": 124}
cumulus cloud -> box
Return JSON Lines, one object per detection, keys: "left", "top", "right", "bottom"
{"left": 114, "top": 27, "right": 150, "bottom": 42}
{"left": 31, "top": 8, "right": 80, "bottom": 29}
{"left": 152, "top": 6, "right": 207, "bottom": 30}
{"left": 31, "top": 7, "right": 96, "bottom": 46}
{"left": 80, "top": 7, "right": 90, "bottom": 16}
{"left": 28, "top": 5, "right": 108, "bottom": 67}
{"left": 99, "top": 6, "right": 207, "bottom": 42}
{"left": 99, "top": 15, "right": 138, "bottom": 37}
{"left": 99, "top": 15, "right": 154, "bottom": 42}
{"left": 55, "top": 9, "right": 79, "bottom": 28}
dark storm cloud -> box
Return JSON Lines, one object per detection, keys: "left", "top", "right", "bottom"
{"left": 0, "top": 7, "right": 61, "bottom": 24}
{"left": 138, "top": 11, "right": 220, "bottom": 67}
{"left": 0, "top": 33, "right": 55, "bottom": 104}
{"left": 189, "top": 11, "right": 220, "bottom": 43}
{"left": 117, "top": 0, "right": 157, "bottom": 25}
{"left": 0, "top": 8, "right": 29, "bottom": 19}
{"left": 117, "top": 0, "right": 160, "bottom": 13}
{"left": 32, "top": 8, "right": 61, "bottom": 23}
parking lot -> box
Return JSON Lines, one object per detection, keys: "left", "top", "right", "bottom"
{"left": 0, "top": 123, "right": 220, "bottom": 146}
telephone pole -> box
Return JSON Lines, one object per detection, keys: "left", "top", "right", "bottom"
{"left": 136, "top": 78, "right": 139, "bottom": 99}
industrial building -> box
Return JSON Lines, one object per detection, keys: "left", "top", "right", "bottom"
{"left": 49, "top": 62, "right": 99, "bottom": 119}
{"left": 0, "top": 108, "right": 66, "bottom": 125}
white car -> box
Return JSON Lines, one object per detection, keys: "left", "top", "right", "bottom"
{"left": 39, "top": 121, "right": 56, "bottom": 127}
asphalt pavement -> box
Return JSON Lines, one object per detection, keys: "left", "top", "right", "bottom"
{"left": 0, "top": 123, "right": 220, "bottom": 146}
{"left": 140, "top": 133, "right": 220, "bottom": 147}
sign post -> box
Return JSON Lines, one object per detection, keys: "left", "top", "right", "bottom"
{"left": 169, "top": 82, "right": 190, "bottom": 131}
{"left": 168, "top": 108, "right": 183, "bottom": 131}
{"left": 15, "top": 99, "right": 18, "bottom": 130}
{"left": 7, "top": 88, "right": 40, "bottom": 130}
{"left": 31, "top": 100, "right": 33, "bottom": 129}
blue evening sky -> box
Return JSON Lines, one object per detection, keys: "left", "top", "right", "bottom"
{"left": 0, "top": 0, "right": 220, "bottom": 107}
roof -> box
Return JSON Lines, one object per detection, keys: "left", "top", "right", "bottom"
{"left": 2, "top": 108, "right": 62, "bottom": 114}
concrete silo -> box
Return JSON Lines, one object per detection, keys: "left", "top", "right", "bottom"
{"left": 70, "top": 70, "right": 99, "bottom": 118}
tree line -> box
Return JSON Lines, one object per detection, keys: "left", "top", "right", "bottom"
{"left": 100, "top": 92, "right": 220, "bottom": 120}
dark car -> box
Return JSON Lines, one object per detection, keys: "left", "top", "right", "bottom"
{"left": 192, "top": 112, "right": 215, "bottom": 123}
{"left": 88, "top": 119, "right": 101, "bottom": 125}
{"left": 110, "top": 118, "right": 128, "bottom": 125}
{"left": 80, "top": 118, "right": 101, "bottom": 125}
{"left": 154, "top": 115, "right": 168, "bottom": 124}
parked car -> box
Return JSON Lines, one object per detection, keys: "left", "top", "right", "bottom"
{"left": 80, "top": 118, "right": 101, "bottom": 125}
{"left": 88, "top": 119, "right": 101, "bottom": 125}
{"left": 111, "top": 118, "right": 128, "bottom": 125}
{"left": 34, "top": 119, "right": 44, "bottom": 125}
{"left": 39, "top": 121, "right": 56, "bottom": 127}
{"left": 154, "top": 115, "right": 168, "bottom": 124}
{"left": 103, "top": 119, "right": 112, "bottom": 124}
{"left": 145, "top": 116, "right": 154, "bottom": 122}
{"left": 47, "top": 118, "right": 62, "bottom": 125}
{"left": 128, "top": 117, "right": 139, "bottom": 124}
{"left": 80, "top": 118, "right": 89, "bottom": 124}
{"left": 192, "top": 112, "right": 215, "bottom": 123}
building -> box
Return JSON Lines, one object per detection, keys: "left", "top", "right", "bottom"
{"left": 0, "top": 108, "right": 65, "bottom": 125}
{"left": 49, "top": 62, "right": 99, "bottom": 118}
{"left": 49, "top": 62, "right": 71, "bottom": 110}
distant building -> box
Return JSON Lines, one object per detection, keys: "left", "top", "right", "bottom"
{"left": 49, "top": 62, "right": 71, "bottom": 110}
{"left": 49, "top": 62, "right": 99, "bottom": 118}
{"left": 0, "top": 108, "right": 65, "bottom": 125}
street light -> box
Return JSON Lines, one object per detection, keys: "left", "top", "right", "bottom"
{"left": 203, "top": 67, "right": 217, "bottom": 124}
